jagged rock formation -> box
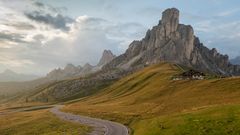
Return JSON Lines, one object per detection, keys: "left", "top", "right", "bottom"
{"left": 230, "top": 56, "right": 240, "bottom": 65}
{"left": 46, "top": 64, "right": 81, "bottom": 80}
{"left": 98, "top": 50, "right": 116, "bottom": 66}
{"left": 63, "top": 64, "right": 82, "bottom": 74}
{"left": 46, "top": 50, "right": 116, "bottom": 80}
{"left": 103, "top": 8, "right": 240, "bottom": 76}
{"left": 80, "top": 63, "right": 94, "bottom": 75}
{"left": 46, "top": 63, "right": 95, "bottom": 80}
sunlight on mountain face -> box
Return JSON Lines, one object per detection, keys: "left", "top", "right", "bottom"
{"left": 0, "top": 1, "right": 240, "bottom": 135}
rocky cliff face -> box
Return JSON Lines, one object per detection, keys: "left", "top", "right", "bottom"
{"left": 80, "top": 63, "right": 94, "bottom": 74}
{"left": 46, "top": 64, "right": 82, "bottom": 80}
{"left": 98, "top": 50, "right": 116, "bottom": 66}
{"left": 103, "top": 8, "right": 240, "bottom": 76}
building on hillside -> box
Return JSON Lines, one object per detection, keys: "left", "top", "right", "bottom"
{"left": 173, "top": 69, "right": 205, "bottom": 80}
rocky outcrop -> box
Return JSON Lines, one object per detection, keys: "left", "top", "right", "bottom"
{"left": 161, "top": 8, "right": 179, "bottom": 37}
{"left": 80, "top": 63, "right": 94, "bottom": 75}
{"left": 46, "top": 64, "right": 82, "bottom": 80}
{"left": 46, "top": 63, "right": 93, "bottom": 80}
{"left": 30, "top": 77, "right": 113, "bottom": 102}
{"left": 46, "top": 50, "right": 117, "bottom": 80}
{"left": 30, "top": 66, "right": 131, "bottom": 102}
{"left": 63, "top": 64, "right": 81, "bottom": 74}
{"left": 98, "top": 50, "right": 116, "bottom": 66}
{"left": 103, "top": 8, "right": 240, "bottom": 76}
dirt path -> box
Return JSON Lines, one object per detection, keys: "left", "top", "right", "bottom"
{"left": 50, "top": 105, "right": 129, "bottom": 135}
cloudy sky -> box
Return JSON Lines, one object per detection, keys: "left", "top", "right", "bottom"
{"left": 0, "top": 0, "right": 240, "bottom": 75}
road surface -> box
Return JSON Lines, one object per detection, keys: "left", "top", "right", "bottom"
{"left": 50, "top": 105, "right": 129, "bottom": 135}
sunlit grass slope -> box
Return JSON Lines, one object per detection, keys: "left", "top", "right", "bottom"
{"left": 64, "top": 62, "right": 240, "bottom": 135}
{"left": 133, "top": 105, "right": 240, "bottom": 135}
{"left": 0, "top": 109, "right": 90, "bottom": 135}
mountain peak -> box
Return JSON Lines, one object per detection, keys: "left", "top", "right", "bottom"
{"left": 63, "top": 63, "right": 80, "bottom": 73}
{"left": 98, "top": 50, "right": 116, "bottom": 66}
{"left": 46, "top": 63, "right": 82, "bottom": 80}
{"left": 81, "top": 63, "right": 93, "bottom": 71}
{"left": 85, "top": 63, "right": 91, "bottom": 66}
{"left": 103, "top": 8, "right": 240, "bottom": 76}
{"left": 64, "top": 63, "right": 76, "bottom": 70}
{"left": 162, "top": 8, "right": 179, "bottom": 18}
{"left": 3, "top": 69, "right": 16, "bottom": 75}
{"left": 161, "top": 8, "right": 179, "bottom": 34}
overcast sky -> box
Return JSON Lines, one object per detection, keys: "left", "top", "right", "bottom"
{"left": 0, "top": 0, "right": 240, "bottom": 75}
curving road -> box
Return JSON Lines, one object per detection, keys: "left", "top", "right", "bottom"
{"left": 50, "top": 105, "right": 129, "bottom": 135}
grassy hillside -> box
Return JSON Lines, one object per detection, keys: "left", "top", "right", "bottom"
{"left": 132, "top": 105, "right": 240, "bottom": 135}
{"left": 63, "top": 62, "right": 240, "bottom": 135}
{"left": 0, "top": 109, "right": 90, "bottom": 135}
{"left": 28, "top": 78, "right": 116, "bottom": 102}
{"left": 0, "top": 78, "right": 57, "bottom": 105}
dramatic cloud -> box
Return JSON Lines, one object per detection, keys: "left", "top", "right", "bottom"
{"left": 0, "top": 31, "right": 26, "bottom": 43}
{"left": 3, "top": 22, "right": 35, "bottom": 30}
{"left": 33, "top": 1, "right": 45, "bottom": 8}
{"left": 24, "top": 11, "right": 73, "bottom": 31}
{"left": 0, "top": 0, "right": 146, "bottom": 75}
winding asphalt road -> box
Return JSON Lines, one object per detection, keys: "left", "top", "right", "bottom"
{"left": 50, "top": 105, "right": 129, "bottom": 135}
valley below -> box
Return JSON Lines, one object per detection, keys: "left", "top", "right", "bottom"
{"left": 1, "top": 63, "right": 240, "bottom": 135}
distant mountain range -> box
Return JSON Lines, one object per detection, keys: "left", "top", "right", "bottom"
{"left": 46, "top": 49, "right": 116, "bottom": 80}
{"left": 0, "top": 69, "right": 39, "bottom": 82}
{"left": 230, "top": 56, "right": 240, "bottom": 65}
{"left": 0, "top": 50, "right": 116, "bottom": 97}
